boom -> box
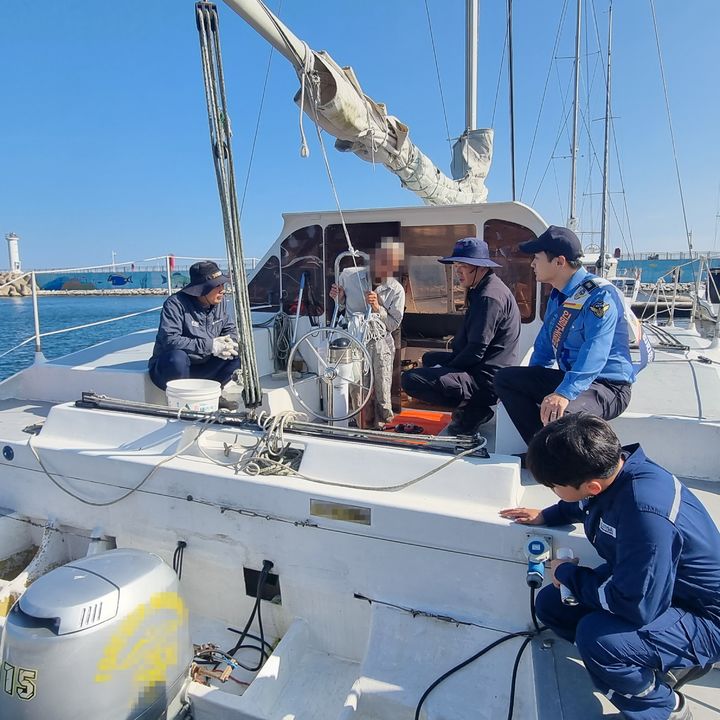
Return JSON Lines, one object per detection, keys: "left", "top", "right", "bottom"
{"left": 222, "top": 0, "right": 493, "bottom": 205}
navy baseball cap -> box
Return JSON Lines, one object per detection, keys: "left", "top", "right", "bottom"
{"left": 438, "top": 237, "right": 500, "bottom": 267}
{"left": 518, "top": 226, "right": 583, "bottom": 260}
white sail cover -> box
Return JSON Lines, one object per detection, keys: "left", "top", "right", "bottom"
{"left": 297, "top": 52, "right": 493, "bottom": 206}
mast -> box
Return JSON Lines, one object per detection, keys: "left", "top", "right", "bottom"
{"left": 599, "top": 1, "right": 612, "bottom": 278}
{"left": 567, "top": 0, "right": 582, "bottom": 232}
{"left": 465, "top": 0, "right": 478, "bottom": 132}
{"left": 507, "top": 0, "right": 516, "bottom": 200}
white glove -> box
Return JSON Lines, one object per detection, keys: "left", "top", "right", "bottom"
{"left": 212, "top": 336, "right": 238, "bottom": 359}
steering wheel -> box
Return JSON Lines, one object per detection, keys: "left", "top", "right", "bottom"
{"left": 287, "top": 327, "right": 374, "bottom": 422}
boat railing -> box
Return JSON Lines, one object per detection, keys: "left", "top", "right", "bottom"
{"left": 2, "top": 253, "right": 263, "bottom": 373}
{"left": 1, "top": 267, "right": 164, "bottom": 366}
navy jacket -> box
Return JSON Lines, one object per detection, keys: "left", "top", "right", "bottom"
{"left": 544, "top": 445, "right": 720, "bottom": 627}
{"left": 446, "top": 271, "right": 521, "bottom": 379}
{"left": 149, "top": 291, "right": 237, "bottom": 366}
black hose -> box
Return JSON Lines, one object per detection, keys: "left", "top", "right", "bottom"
{"left": 413, "top": 587, "right": 546, "bottom": 720}
{"left": 226, "top": 560, "right": 274, "bottom": 671}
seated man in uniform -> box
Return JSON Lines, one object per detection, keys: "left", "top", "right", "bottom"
{"left": 330, "top": 238, "right": 405, "bottom": 429}
{"left": 401, "top": 237, "right": 521, "bottom": 436}
{"left": 500, "top": 414, "right": 720, "bottom": 720}
{"left": 494, "top": 225, "right": 634, "bottom": 444}
{"left": 148, "top": 260, "right": 240, "bottom": 390}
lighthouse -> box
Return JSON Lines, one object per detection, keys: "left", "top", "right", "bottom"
{"left": 5, "top": 232, "right": 21, "bottom": 272}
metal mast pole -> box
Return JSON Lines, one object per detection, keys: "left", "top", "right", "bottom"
{"left": 599, "top": 2, "right": 612, "bottom": 278}
{"left": 465, "top": 0, "right": 478, "bottom": 132}
{"left": 507, "top": 0, "right": 516, "bottom": 200}
{"left": 567, "top": 0, "right": 582, "bottom": 232}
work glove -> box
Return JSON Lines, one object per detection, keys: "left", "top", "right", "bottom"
{"left": 212, "top": 336, "right": 238, "bottom": 359}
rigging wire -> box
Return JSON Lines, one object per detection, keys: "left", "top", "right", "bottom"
{"left": 424, "top": 0, "right": 451, "bottom": 146}
{"left": 489, "top": 18, "right": 508, "bottom": 128}
{"left": 240, "top": 0, "right": 285, "bottom": 218}
{"left": 648, "top": 0, "right": 695, "bottom": 270}
{"left": 519, "top": 0, "right": 570, "bottom": 200}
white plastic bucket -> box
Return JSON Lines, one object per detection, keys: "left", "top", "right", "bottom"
{"left": 166, "top": 379, "right": 221, "bottom": 412}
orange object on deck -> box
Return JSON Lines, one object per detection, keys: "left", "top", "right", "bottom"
{"left": 385, "top": 409, "right": 451, "bottom": 436}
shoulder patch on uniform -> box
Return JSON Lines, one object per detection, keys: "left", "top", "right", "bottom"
{"left": 589, "top": 299, "right": 610, "bottom": 318}
{"left": 582, "top": 278, "right": 600, "bottom": 292}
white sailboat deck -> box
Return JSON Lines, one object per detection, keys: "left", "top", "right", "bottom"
{"left": 0, "top": 322, "right": 718, "bottom": 719}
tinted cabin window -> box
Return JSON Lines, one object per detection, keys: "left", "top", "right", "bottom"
{"left": 401, "top": 224, "right": 475, "bottom": 344}
{"left": 483, "top": 219, "right": 537, "bottom": 322}
{"left": 280, "top": 225, "right": 324, "bottom": 317}
{"left": 248, "top": 255, "right": 281, "bottom": 312}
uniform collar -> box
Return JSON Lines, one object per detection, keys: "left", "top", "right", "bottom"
{"left": 588, "top": 444, "right": 645, "bottom": 506}
{"left": 559, "top": 267, "right": 590, "bottom": 297}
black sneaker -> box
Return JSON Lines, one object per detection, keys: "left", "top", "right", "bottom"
{"left": 447, "top": 408, "right": 494, "bottom": 436}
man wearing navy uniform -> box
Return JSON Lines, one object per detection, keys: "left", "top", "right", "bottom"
{"left": 501, "top": 414, "right": 720, "bottom": 720}
{"left": 149, "top": 260, "right": 240, "bottom": 390}
{"left": 494, "top": 225, "right": 635, "bottom": 444}
{"left": 401, "top": 237, "right": 521, "bottom": 435}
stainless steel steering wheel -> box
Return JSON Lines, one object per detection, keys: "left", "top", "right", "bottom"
{"left": 287, "top": 327, "right": 374, "bottom": 423}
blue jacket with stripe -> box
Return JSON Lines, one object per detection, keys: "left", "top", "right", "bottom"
{"left": 530, "top": 268, "right": 635, "bottom": 400}
{"left": 544, "top": 445, "right": 720, "bottom": 628}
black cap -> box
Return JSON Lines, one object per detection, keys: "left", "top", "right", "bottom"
{"left": 518, "top": 226, "right": 583, "bottom": 261}
{"left": 182, "top": 261, "right": 230, "bottom": 297}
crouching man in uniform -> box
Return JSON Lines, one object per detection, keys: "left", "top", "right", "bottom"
{"left": 148, "top": 260, "right": 240, "bottom": 390}
{"left": 501, "top": 414, "right": 720, "bottom": 720}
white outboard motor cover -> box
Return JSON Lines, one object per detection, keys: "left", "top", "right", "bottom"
{"left": 0, "top": 548, "right": 192, "bottom": 720}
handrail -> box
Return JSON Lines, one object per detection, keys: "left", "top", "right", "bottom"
{"left": 1, "top": 305, "right": 162, "bottom": 362}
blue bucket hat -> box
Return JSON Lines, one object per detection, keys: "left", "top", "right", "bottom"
{"left": 438, "top": 237, "right": 500, "bottom": 267}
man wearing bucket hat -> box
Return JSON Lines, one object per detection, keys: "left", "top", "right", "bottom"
{"left": 494, "top": 225, "right": 635, "bottom": 445}
{"left": 401, "top": 237, "right": 521, "bottom": 435}
{"left": 148, "top": 260, "right": 240, "bottom": 391}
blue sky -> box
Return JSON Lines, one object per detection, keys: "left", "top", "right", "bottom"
{"left": 1, "top": 1, "right": 718, "bottom": 270}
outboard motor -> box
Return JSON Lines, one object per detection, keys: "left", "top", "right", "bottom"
{"left": 0, "top": 549, "right": 192, "bottom": 720}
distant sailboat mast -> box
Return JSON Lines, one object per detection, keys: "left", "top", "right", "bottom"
{"left": 599, "top": 1, "right": 613, "bottom": 278}
{"left": 567, "top": 0, "right": 582, "bottom": 233}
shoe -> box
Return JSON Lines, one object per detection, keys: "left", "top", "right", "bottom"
{"left": 669, "top": 691, "right": 693, "bottom": 720}
{"left": 663, "top": 664, "right": 713, "bottom": 691}
{"left": 447, "top": 408, "right": 494, "bottom": 436}
{"left": 218, "top": 397, "right": 239, "bottom": 411}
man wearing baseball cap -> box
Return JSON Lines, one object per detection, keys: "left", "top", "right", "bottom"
{"left": 401, "top": 237, "right": 521, "bottom": 435}
{"left": 494, "top": 225, "right": 635, "bottom": 444}
{"left": 148, "top": 260, "right": 240, "bottom": 391}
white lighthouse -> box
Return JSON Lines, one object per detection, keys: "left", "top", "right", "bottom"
{"left": 5, "top": 232, "right": 21, "bottom": 272}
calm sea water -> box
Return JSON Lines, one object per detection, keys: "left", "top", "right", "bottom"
{"left": 1, "top": 296, "right": 163, "bottom": 382}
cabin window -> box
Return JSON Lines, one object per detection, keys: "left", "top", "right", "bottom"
{"left": 248, "top": 255, "right": 281, "bottom": 312}
{"left": 482, "top": 219, "right": 537, "bottom": 323}
{"left": 280, "top": 225, "right": 324, "bottom": 316}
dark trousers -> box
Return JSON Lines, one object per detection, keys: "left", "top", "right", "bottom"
{"left": 149, "top": 349, "right": 240, "bottom": 391}
{"left": 400, "top": 351, "right": 497, "bottom": 413}
{"left": 493, "top": 366, "right": 631, "bottom": 444}
{"left": 536, "top": 584, "right": 720, "bottom": 720}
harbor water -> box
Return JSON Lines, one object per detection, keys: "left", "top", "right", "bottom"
{"left": 1, "top": 295, "right": 163, "bottom": 382}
